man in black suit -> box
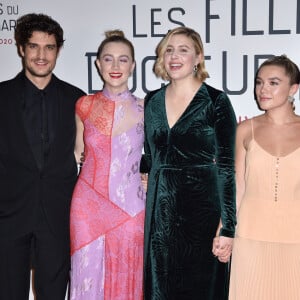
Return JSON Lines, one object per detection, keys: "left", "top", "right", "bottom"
{"left": 0, "top": 13, "right": 85, "bottom": 299}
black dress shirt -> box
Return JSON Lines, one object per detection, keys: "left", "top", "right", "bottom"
{"left": 23, "top": 76, "right": 58, "bottom": 170}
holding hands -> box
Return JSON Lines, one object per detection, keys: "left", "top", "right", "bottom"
{"left": 212, "top": 236, "right": 233, "bottom": 263}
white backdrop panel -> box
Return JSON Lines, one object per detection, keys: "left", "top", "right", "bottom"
{"left": 0, "top": 0, "right": 299, "bottom": 298}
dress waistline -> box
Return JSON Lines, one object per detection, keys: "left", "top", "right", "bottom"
{"left": 155, "top": 163, "right": 215, "bottom": 171}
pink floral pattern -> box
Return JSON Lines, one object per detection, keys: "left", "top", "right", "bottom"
{"left": 70, "top": 89, "right": 145, "bottom": 299}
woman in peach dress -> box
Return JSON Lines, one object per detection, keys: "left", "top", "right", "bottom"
{"left": 229, "top": 55, "right": 300, "bottom": 300}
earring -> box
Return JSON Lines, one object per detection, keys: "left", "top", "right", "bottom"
{"left": 193, "top": 65, "right": 198, "bottom": 75}
{"left": 288, "top": 95, "right": 295, "bottom": 103}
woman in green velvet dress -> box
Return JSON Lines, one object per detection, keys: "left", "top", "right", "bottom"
{"left": 143, "top": 27, "right": 237, "bottom": 299}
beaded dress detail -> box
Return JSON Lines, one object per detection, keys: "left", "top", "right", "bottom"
{"left": 229, "top": 118, "right": 300, "bottom": 300}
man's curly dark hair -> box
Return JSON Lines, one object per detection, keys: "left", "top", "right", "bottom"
{"left": 14, "top": 13, "right": 65, "bottom": 49}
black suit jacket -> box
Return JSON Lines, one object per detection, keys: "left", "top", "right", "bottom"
{"left": 0, "top": 71, "right": 85, "bottom": 239}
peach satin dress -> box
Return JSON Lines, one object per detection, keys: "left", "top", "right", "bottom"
{"left": 229, "top": 119, "right": 300, "bottom": 300}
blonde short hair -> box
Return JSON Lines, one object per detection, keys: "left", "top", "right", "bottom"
{"left": 153, "top": 26, "right": 209, "bottom": 81}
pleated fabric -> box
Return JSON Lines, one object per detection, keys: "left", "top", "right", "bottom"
{"left": 229, "top": 123, "right": 300, "bottom": 300}
{"left": 230, "top": 238, "right": 300, "bottom": 300}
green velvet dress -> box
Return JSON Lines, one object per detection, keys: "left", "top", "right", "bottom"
{"left": 143, "top": 83, "right": 237, "bottom": 300}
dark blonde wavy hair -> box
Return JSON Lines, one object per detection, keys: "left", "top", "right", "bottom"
{"left": 256, "top": 54, "right": 300, "bottom": 85}
{"left": 153, "top": 26, "right": 209, "bottom": 81}
{"left": 255, "top": 55, "right": 300, "bottom": 110}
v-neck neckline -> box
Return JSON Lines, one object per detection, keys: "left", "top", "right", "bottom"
{"left": 163, "top": 84, "right": 202, "bottom": 130}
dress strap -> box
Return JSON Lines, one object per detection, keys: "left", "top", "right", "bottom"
{"left": 250, "top": 118, "right": 255, "bottom": 140}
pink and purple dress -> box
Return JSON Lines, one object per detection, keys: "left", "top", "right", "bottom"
{"left": 70, "top": 88, "right": 145, "bottom": 299}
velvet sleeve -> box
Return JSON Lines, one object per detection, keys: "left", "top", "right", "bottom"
{"left": 214, "top": 92, "right": 237, "bottom": 238}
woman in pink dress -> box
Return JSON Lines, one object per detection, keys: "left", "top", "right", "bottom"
{"left": 70, "top": 30, "right": 145, "bottom": 299}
